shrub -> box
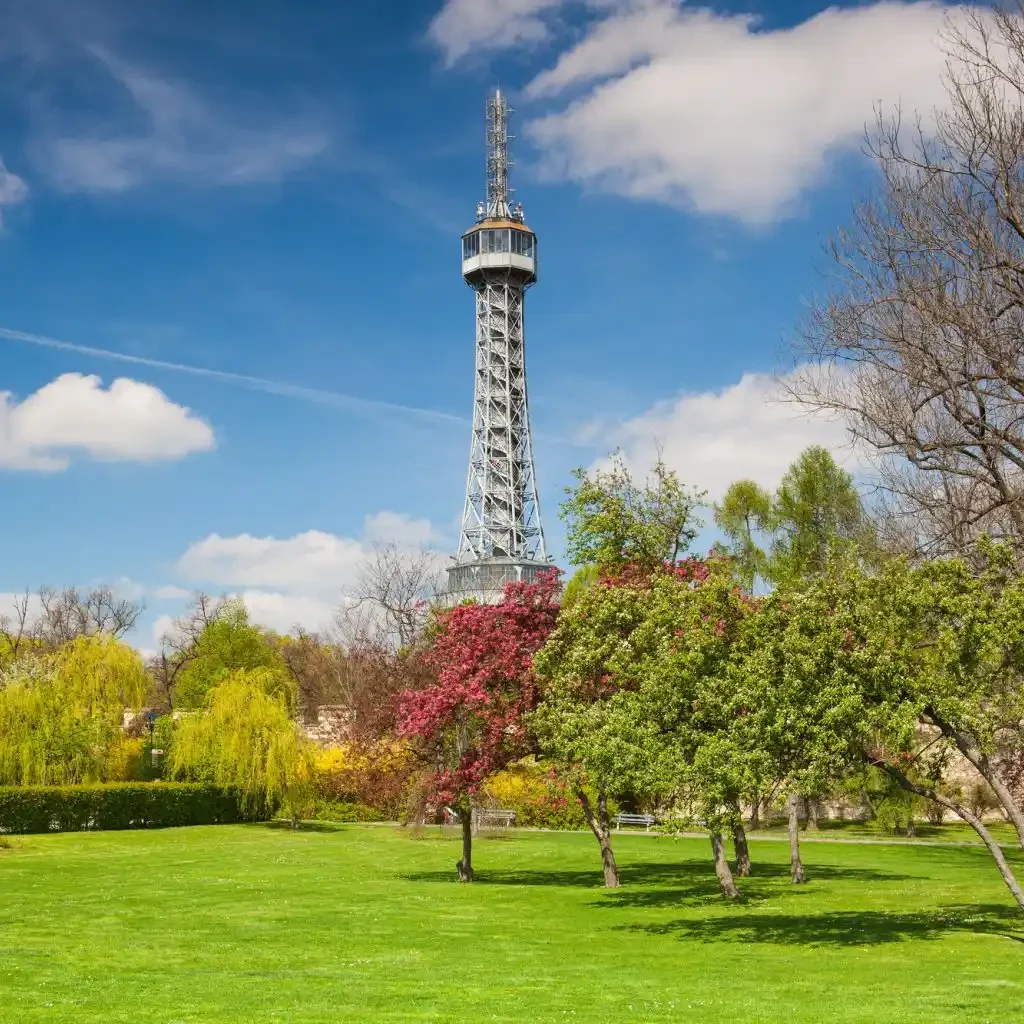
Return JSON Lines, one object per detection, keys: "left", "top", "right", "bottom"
{"left": 483, "top": 760, "right": 608, "bottom": 830}
{"left": 311, "top": 741, "right": 416, "bottom": 819}
{"left": 0, "top": 783, "right": 259, "bottom": 834}
{"left": 307, "top": 799, "right": 386, "bottom": 823}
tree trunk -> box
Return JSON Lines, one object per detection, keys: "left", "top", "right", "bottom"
{"left": 711, "top": 833, "right": 740, "bottom": 897}
{"left": 748, "top": 794, "right": 760, "bottom": 830}
{"left": 804, "top": 795, "right": 820, "bottom": 830}
{"left": 787, "top": 792, "right": 805, "bottom": 884}
{"left": 925, "top": 707, "right": 1024, "bottom": 850}
{"left": 881, "top": 763, "right": 1024, "bottom": 912}
{"left": 456, "top": 810, "right": 473, "bottom": 882}
{"left": 575, "top": 787, "right": 620, "bottom": 888}
{"left": 732, "top": 822, "right": 751, "bottom": 876}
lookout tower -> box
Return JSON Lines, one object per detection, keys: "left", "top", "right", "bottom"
{"left": 446, "top": 90, "right": 551, "bottom": 604}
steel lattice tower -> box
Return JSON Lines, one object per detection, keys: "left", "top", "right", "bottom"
{"left": 446, "top": 90, "right": 551, "bottom": 603}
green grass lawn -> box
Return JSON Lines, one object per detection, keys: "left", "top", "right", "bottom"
{"left": 1, "top": 824, "right": 1022, "bottom": 1023}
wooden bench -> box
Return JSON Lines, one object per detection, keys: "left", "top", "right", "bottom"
{"left": 615, "top": 812, "right": 656, "bottom": 831}
{"left": 473, "top": 808, "right": 516, "bottom": 830}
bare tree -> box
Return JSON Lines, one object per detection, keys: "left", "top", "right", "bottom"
{"left": 0, "top": 593, "right": 34, "bottom": 663}
{"left": 27, "top": 585, "right": 142, "bottom": 649}
{"left": 341, "top": 542, "right": 442, "bottom": 651}
{"left": 149, "top": 593, "right": 225, "bottom": 709}
{"left": 791, "top": 5, "right": 1024, "bottom": 559}
{"left": 275, "top": 629, "right": 348, "bottom": 723}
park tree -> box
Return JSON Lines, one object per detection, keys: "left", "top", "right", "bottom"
{"left": 159, "top": 597, "right": 293, "bottom": 711}
{"left": 397, "top": 574, "right": 560, "bottom": 881}
{"left": 533, "top": 575, "right": 668, "bottom": 888}
{"left": 562, "top": 452, "right": 705, "bottom": 574}
{"left": 749, "top": 552, "right": 1024, "bottom": 910}
{"left": 341, "top": 542, "right": 441, "bottom": 652}
{"left": 535, "top": 452, "right": 722, "bottom": 888}
{"left": 0, "top": 634, "right": 147, "bottom": 785}
{"left": 791, "top": 6, "right": 1024, "bottom": 560}
{"left": 609, "top": 563, "right": 764, "bottom": 895}
{"left": 168, "top": 667, "right": 313, "bottom": 824}
{"left": 0, "top": 585, "right": 143, "bottom": 665}
{"left": 715, "top": 446, "right": 871, "bottom": 591}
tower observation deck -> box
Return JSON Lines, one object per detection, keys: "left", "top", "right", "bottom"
{"left": 446, "top": 90, "right": 552, "bottom": 604}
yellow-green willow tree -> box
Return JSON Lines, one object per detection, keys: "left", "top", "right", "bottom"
{"left": 168, "top": 669, "right": 313, "bottom": 822}
{"left": 0, "top": 635, "right": 147, "bottom": 785}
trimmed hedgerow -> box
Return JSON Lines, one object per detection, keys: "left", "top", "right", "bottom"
{"left": 0, "top": 783, "right": 262, "bottom": 834}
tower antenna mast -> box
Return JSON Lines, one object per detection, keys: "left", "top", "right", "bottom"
{"left": 447, "top": 90, "right": 550, "bottom": 604}
{"left": 484, "top": 89, "right": 522, "bottom": 222}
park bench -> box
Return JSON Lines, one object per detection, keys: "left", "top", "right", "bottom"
{"left": 473, "top": 808, "right": 516, "bottom": 830}
{"left": 615, "top": 812, "right": 656, "bottom": 831}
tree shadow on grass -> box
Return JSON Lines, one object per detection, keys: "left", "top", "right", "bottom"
{"left": 400, "top": 859, "right": 911, "bottom": 894}
{"left": 615, "top": 903, "right": 1024, "bottom": 946}
{"left": 261, "top": 821, "right": 348, "bottom": 834}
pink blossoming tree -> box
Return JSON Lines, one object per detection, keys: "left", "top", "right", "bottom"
{"left": 397, "top": 572, "right": 560, "bottom": 881}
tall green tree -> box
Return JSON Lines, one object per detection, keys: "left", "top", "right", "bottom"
{"left": 170, "top": 599, "right": 293, "bottom": 711}
{"left": 533, "top": 452, "right": 706, "bottom": 887}
{"left": 716, "top": 446, "right": 870, "bottom": 591}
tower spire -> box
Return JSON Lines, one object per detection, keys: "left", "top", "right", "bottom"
{"left": 447, "top": 91, "right": 549, "bottom": 604}
{"left": 483, "top": 89, "right": 523, "bottom": 223}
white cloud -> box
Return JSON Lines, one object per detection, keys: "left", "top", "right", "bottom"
{"left": 588, "top": 367, "right": 858, "bottom": 499}
{"left": 428, "top": 0, "right": 564, "bottom": 65}
{"left": 176, "top": 529, "right": 367, "bottom": 593}
{"left": 0, "top": 157, "right": 28, "bottom": 229}
{"left": 154, "top": 584, "right": 191, "bottom": 600}
{"left": 455, "top": 0, "right": 965, "bottom": 224}
{"left": 234, "top": 590, "right": 337, "bottom": 636}
{"left": 363, "top": 510, "right": 445, "bottom": 548}
{"left": 33, "top": 49, "right": 329, "bottom": 194}
{"left": 151, "top": 614, "right": 176, "bottom": 647}
{"left": 174, "top": 513, "right": 448, "bottom": 599}
{"left": 111, "top": 577, "right": 147, "bottom": 601}
{"left": 0, "top": 373, "right": 214, "bottom": 471}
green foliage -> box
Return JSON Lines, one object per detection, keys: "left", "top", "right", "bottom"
{"left": 0, "top": 635, "right": 147, "bottom": 786}
{"left": 712, "top": 479, "right": 772, "bottom": 589}
{"left": 0, "top": 782, "right": 254, "bottom": 834}
{"left": 561, "top": 452, "right": 705, "bottom": 571}
{"left": 173, "top": 599, "right": 293, "bottom": 711}
{"left": 169, "top": 669, "right": 313, "bottom": 818}
{"left": 716, "top": 446, "right": 871, "bottom": 591}
{"left": 306, "top": 799, "right": 386, "bottom": 823}
{"left": 561, "top": 564, "right": 598, "bottom": 608}
{"left": 533, "top": 577, "right": 666, "bottom": 802}
{"left": 482, "top": 759, "right": 614, "bottom": 830}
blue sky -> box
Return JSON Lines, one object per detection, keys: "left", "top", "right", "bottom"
{"left": 0, "top": 0, "right": 960, "bottom": 647}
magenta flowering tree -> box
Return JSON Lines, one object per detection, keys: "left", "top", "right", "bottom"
{"left": 397, "top": 572, "right": 560, "bottom": 881}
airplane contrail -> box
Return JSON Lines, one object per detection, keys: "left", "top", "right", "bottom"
{"left": 0, "top": 326, "right": 465, "bottom": 426}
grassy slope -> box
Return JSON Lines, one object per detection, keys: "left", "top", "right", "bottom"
{"left": 0, "top": 824, "right": 1022, "bottom": 1023}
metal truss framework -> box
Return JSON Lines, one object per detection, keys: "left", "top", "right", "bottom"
{"left": 456, "top": 272, "right": 546, "bottom": 565}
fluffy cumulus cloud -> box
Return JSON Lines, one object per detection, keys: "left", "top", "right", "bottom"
{"left": 176, "top": 529, "right": 367, "bottom": 593}
{"left": 428, "top": 0, "right": 564, "bottom": 64}
{"left": 0, "top": 157, "right": 28, "bottom": 229}
{"left": 433, "top": 0, "right": 966, "bottom": 223}
{"left": 0, "top": 372, "right": 214, "bottom": 471}
{"left": 585, "top": 367, "right": 858, "bottom": 500}
{"left": 170, "top": 512, "right": 448, "bottom": 635}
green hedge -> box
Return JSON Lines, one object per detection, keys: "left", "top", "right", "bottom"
{"left": 0, "top": 783, "right": 262, "bottom": 834}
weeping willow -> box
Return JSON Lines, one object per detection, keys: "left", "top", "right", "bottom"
{"left": 168, "top": 669, "right": 312, "bottom": 819}
{"left": 0, "top": 635, "right": 148, "bottom": 786}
